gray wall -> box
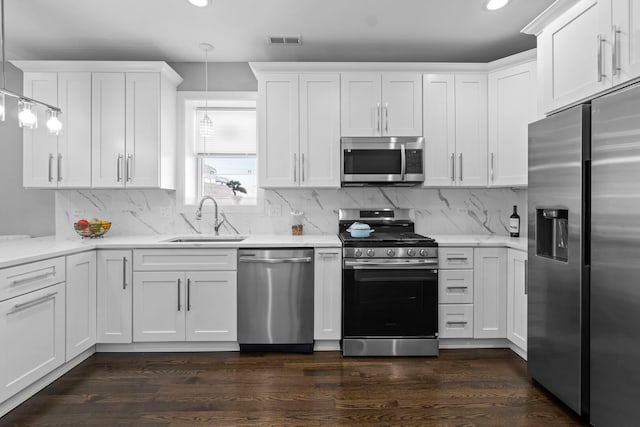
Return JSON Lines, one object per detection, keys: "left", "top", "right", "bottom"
{"left": 168, "top": 62, "right": 257, "bottom": 92}
{"left": 0, "top": 63, "right": 55, "bottom": 237}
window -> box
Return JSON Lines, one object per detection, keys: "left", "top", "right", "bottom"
{"left": 196, "top": 108, "right": 257, "bottom": 206}
{"left": 178, "top": 92, "right": 260, "bottom": 210}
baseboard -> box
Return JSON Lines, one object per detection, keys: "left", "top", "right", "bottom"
{"left": 96, "top": 342, "right": 240, "bottom": 352}
{"left": 0, "top": 346, "right": 95, "bottom": 418}
{"left": 508, "top": 342, "right": 528, "bottom": 360}
{"left": 439, "top": 338, "right": 511, "bottom": 349}
{"left": 313, "top": 340, "right": 340, "bottom": 351}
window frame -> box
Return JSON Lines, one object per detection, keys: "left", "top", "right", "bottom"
{"left": 176, "top": 91, "right": 263, "bottom": 214}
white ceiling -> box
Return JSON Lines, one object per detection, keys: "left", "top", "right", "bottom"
{"left": 4, "top": 0, "right": 554, "bottom": 63}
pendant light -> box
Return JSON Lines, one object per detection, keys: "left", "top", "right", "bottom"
{"left": 0, "top": 0, "right": 62, "bottom": 134}
{"left": 199, "top": 43, "right": 214, "bottom": 145}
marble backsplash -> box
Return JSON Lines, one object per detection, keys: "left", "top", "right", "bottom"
{"left": 55, "top": 187, "right": 527, "bottom": 239}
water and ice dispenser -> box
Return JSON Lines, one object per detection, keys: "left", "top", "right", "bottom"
{"left": 536, "top": 209, "right": 569, "bottom": 262}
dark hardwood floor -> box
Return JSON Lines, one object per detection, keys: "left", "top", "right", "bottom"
{"left": 1, "top": 349, "right": 587, "bottom": 426}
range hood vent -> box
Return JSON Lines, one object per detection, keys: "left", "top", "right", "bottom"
{"left": 268, "top": 35, "right": 302, "bottom": 45}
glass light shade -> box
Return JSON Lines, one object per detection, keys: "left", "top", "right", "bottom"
{"left": 188, "top": 0, "right": 209, "bottom": 6}
{"left": 0, "top": 93, "right": 5, "bottom": 122}
{"left": 46, "top": 110, "right": 63, "bottom": 135}
{"left": 484, "top": 0, "right": 510, "bottom": 10}
{"left": 18, "top": 101, "right": 37, "bottom": 129}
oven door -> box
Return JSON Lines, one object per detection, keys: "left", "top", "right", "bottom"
{"left": 342, "top": 262, "right": 438, "bottom": 338}
{"left": 341, "top": 138, "right": 424, "bottom": 185}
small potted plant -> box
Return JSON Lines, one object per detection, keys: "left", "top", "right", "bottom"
{"left": 226, "top": 180, "right": 247, "bottom": 203}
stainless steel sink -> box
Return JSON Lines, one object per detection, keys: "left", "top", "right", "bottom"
{"left": 164, "top": 235, "right": 246, "bottom": 243}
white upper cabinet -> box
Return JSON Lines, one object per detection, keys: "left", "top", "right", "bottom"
{"left": 258, "top": 72, "right": 340, "bottom": 188}
{"left": 423, "top": 73, "right": 487, "bottom": 187}
{"left": 488, "top": 61, "right": 537, "bottom": 187}
{"left": 341, "top": 72, "right": 422, "bottom": 137}
{"left": 22, "top": 72, "right": 59, "bottom": 188}
{"left": 612, "top": 0, "right": 640, "bottom": 84}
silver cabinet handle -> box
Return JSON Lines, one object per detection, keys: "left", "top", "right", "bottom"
{"left": 446, "top": 321, "right": 468, "bottom": 326}
{"left": 293, "top": 153, "right": 297, "bottom": 183}
{"left": 57, "top": 153, "right": 62, "bottom": 182}
{"left": 126, "top": 154, "right": 133, "bottom": 182}
{"left": 451, "top": 153, "right": 455, "bottom": 182}
{"left": 524, "top": 259, "right": 528, "bottom": 295}
{"left": 400, "top": 143, "right": 406, "bottom": 181}
{"left": 446, "top": 257, "right": 469, "bottom": 261}
{"left": 177, "top": 278, "right": 182, "bottom": 311}
{"left": 384, "top": 102, "right": 389, "bottom": 133}
{"left": 597, "top": 34, "right": 605, "bottom": 82}
{"left": 122, "top": 257, "right": 128, "bottom": 290}
{"left": 48, "top": 153, "right": 54, "bottom": 183}
{"left": 9, "top": 292, "right": 57, "bottom": 315}
{"left": 239, "top": 257, "right": 312, "bottom": 264}
{"left": 117, "top": 154, "right": 123, "bottom": 182}
{"left": 187, "top": 278, "right": 191, "bottom": 311}
{"left": 490, "top": 152, "right": 495, "bottom": 182}
{"left": 376, "top": 103, "right": 381, "bottom": 133}
{"left": 446, "top": 286, "right": 468, "bottom": 290}
{"left": 11, "top": 268, "right": 55, "bottom": 286}
{"left": 458, "top": 153, "right": 463, "bottom": 181}
{"left": 613, "top": 26, "right": 621, "bottom": 76}
{"left": 301, "top": 153, "right": 305, "bottom": 182}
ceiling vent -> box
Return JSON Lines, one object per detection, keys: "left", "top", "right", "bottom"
{"left": 268, "top": 35, "right": 302, "bottom": 45}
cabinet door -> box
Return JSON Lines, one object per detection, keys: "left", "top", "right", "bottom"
{"left": 439, "top": 269, "right": 473, "bottom": 304}
{"left": 57, "top": 72, "right": 92, "bottom": 188}
{"left": 313, "top": 249, "right": 342, "bottom": 341}
{"left": 488, "top": 61, "right": 537, "bottom": 187}
{"left": 473, "top": 248, "right": 507, "bottom": 338}
{"left": 423, "top": 74, "right": 456, "bottom": 187}
{"left": 126, "top": 73, "right": 161, "bottom": 188}
{"left": 66, "top": 251, "right": 97, "bottom": 361}
{"left": 133, "top": 271, "right": 185, "bottom": 342}
{"left": 381, "top": 72, "right": 422, "bottom": 136}
{"left": 439, "top": 304, "right": 474, "bottom": 338}
{"left": 540, "top": 0, "right": 612, "bottom": 113}
{"left": 613, "top": 0, "right": 640, "bottom": 84}
{"left": 0, "top": 283, "right": 65, "bottom": 402}
{"left": 455, "top": 74, "right": 488, "bottom": 187}
{"left": 258, "top": 74, "right": 299, "bottom": 187}
{"left": 23, "top": 72, "right": 58, "bottom": 188}
{"left": 340, "top": 72, "right": 381, "bottom": 136}
{"left": 185, "top": 271, "right": 237, "bottom": 341}
{"left": 96, "top": 250, "right": 132, "bottom": 343}
{"left": 92, "top": 72, "right": 126, "bottom": 188}
{"left": 507, "top": 249, "right": 528, "bottom": 351}
{"left": 299, "top": 74, "right": 341, "bottom": 188}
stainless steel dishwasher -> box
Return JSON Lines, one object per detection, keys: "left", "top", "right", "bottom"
{"left": 237, "top": 248, "right": 314, "bottom": 352}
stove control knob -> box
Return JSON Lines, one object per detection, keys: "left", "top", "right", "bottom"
{"left": 407, "top": 249, "right": 416, "bottom": 257}
{"left": 419, "top": 249, "right": 428, "bottom": 257}
{"left": 387, "top": 249, "right": 395, "bottom": 257}
{"left": 354, "top": 249, "right": 363, "bottom": 257}
{"left": 367, "top": 249, "right": 375, "bottom": 257}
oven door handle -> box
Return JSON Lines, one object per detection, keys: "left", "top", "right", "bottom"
{"left": 343, "top": 260, "right": 438, "bottom": 270}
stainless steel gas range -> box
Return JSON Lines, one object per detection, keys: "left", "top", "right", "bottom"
{"left": 339, "top": 208, "right": 439, "bottom": 357}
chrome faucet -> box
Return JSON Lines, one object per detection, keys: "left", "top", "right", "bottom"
{"left": 195, "top": 196, "right": 225, "bottom": 235}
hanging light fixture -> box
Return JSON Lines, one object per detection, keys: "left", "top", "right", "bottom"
{"left": 199, "top": 43, "right": 214, "bottom": 144}
{"left": 0, "top": 0, "right": 62, "bottom": 134}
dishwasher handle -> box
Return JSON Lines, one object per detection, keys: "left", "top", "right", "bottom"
{"left": 238, "top": 256, "right": 312, "bottom": 264}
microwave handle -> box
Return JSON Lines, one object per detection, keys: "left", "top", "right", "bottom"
{"left": 400, "top": 144, "right": 406, "bottom": 181}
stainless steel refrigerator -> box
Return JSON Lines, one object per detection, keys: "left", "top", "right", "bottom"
{"left": 528, "top": 83, "right": 640, "bottom": 426}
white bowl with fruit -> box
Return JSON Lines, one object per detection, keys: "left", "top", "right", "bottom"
{"left": 74, "top": 218, "right": 111, "bottom": 238}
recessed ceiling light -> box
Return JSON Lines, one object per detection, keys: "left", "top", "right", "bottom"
{"left": 188, "top": 0, "right": 209, "bottom": 7}
{"left": 483, "top": 0, "right": 510, "bottom": 11}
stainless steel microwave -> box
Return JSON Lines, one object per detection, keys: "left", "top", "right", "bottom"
{"left": 340, "top": 137, "right": 425, "bottom": 186}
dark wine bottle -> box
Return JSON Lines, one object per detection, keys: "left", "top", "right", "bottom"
{"left": 509, "top": 205, "right": 520, "bottom": 238}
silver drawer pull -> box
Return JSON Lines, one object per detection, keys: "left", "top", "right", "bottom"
{"left": 11, "top": 269, "right": 56, "bottom": 286}
{"left": 446, "top": 321, "right": 468, "bottom": 326}
{"left": 9, "top": 292, "right": 57, "bottom": 314}
{"left": 239, "top": 257, "right": 312, "bottom": 264}
{"left": 446, "top": 286, "right": 468, "bottom": 290}
{"left": 446, "top": 257, "right": 469, "bottom": 261}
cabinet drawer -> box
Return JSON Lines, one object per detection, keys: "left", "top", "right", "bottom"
{"left": 439, "top": 304, "right": 473, "bottom": 338}
{"left": 439, "top": 270, "right": 473, "bottom": 304}
{"left": 133, "top": 249, "right": 237, "bottom": 271}
{"left": 438, "top": 248, "right": 473, "bottom": 269}
{"left": 0, "top": 257, "right": 66, "bottom": 302}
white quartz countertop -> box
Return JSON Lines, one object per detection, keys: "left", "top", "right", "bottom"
{"left": 0, "top": 233, "right": 527, "bottom": 269}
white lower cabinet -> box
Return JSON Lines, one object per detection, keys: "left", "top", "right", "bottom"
{"left": 96, "top": 250, "right": 132, "bottom": 343}
{"left": 313, "top": 248, "right": 342, "bottom": 341}
{"left": 66, "top": 251, "right": 97, "bottom": 361}
{"left": 438, "top": 248, "right": 474, "bottom": 339}
{"left": 439, "top": 304, "right": 474, "bottom": 338}
{"left": 133, "top": 270, "right": 237, "bottom": 342}
{"left": 473, "top": 248, "right": 507, "bottom": 339}
{"left": 0, "top": 283, "right": 66, "bottom": 402}
{"left": 507, "top": 249, "right": 528, "bottom": 351}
